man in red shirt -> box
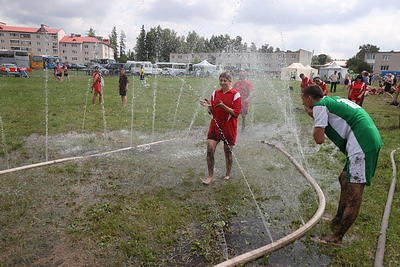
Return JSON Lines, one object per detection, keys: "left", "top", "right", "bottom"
{"left": 200, "top": 72, "right": 241, "bottom": 185}
{"left": 314, "top": 78, "right": 328, "bottom": 96}
{"left": 300, "top": 73, "right": 313, "bottom": 94}
{"left": 234, "top": 70, "right": 254, "bottom": 131}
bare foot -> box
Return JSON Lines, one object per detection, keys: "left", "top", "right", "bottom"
{"left": 321, "top": 214, "right": 333, "bottom": 221}
{"left": 311, "top": 235, "right": 342, "bottom": 246}
{"left": 224, "top": 176, "right": 230, "bottom": 180}
{"left": 203, "top": 177, "right": 214, "bottom": 185}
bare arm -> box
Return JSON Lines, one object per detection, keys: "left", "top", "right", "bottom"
{"left": 216, "top": 101, "right": 238, "bottom": 117}
{"left": 313, "top": 127, "right": 325, "bottom": 144}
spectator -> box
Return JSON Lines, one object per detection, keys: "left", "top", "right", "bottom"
{"left": 329, "top": 71, "right": 339, "bottom": 93}
{"left": 300, "top": 73, "right": 313, "bottom": 94}
{"left": 234, "top": 70, "right": 254, "bottom": 131}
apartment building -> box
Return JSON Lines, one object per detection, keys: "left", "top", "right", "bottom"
{"left": 170, "top": 49, "right": 313, "bottom": 75}
{"left": 59, "top": 34, "right": 114, "bottom": 64}
{"left": 365, "top": 51, "right": 400, "bottom": 74}
{"left": 0, "top": 22, "right": 66, "bottom": 56}
{"left": 0, "top": 22, "right": 114, "bottom": 64}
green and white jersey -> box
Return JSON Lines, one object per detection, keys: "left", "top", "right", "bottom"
{"left": 313, "top": 96, "right": 383, "bottom": 156}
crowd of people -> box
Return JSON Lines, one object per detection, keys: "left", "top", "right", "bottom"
{"left": 300, "top": 70, "right": 400, "bottom": 107}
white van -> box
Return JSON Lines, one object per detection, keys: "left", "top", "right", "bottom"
{"left": 126, "top": 61, "right": 153, "bottom": 76}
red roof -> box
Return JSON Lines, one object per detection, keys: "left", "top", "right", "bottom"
{"left": 0, "top": 24, "right": 61, "bottom": 34}
{"left": 60, "top": 35, "right": 110, "bottom": 45}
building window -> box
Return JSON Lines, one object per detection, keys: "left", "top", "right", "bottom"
{"left": 62, "top": 50, "right": 66, "bottom": 53}
{"left": 382, "top": 55, "right": 390, "bottom": 61}
{"left": 380, "top": 66, "right": 389, "bottom": 70}
{"left": 38, "top": 48, "right": 42, "bottom": 52}
{"left": 10, "top": 40, "right": 20, "bottom": 44}
{"left": 85, "top": 51, "right": 89, "bottom": 55}
{"left": 291, "top": 54, "right": 296, "bottom": 59}
{"left": 37, "top": 42, "right": 41, "bottom": 45}
{"left": 10, "top": 33, "right": 19, "bottom": 37}
{"left": 367, "top": 54, "right": 375, "bottom": 60}
{"left": 0, "top": 40, "right": 4, "bottom": 43}
{"left": 62, "top": 43, "right": 67, "bottom": 47}
{"left": 36, "top": 34, "right": 41, "bottom": 38}
{"left": 21, "top": 40, "right": 31, "bottom": 45}
{"left": 71, "top": 44, "right": 78, "bottom": 47}
{"left": 0, "top": 33, "right": 4, "bottom": 36}
{"left": 84, "top": 45, "right": 88, "bottom": 48}
{"left": 72, "top": 50, "right": 77, "bottom": 54}
{"left": 20, "top": 34, "right": 31, "bottom": 38}
{"left": 63, "top": 56, "right": 67, "bottom": 60}
{"left": 72, "top": 57, "right": 78, "bottom": 61}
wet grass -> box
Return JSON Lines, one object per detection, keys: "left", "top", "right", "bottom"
{"left": 0, "top": 72, "right": 399, "bottom": 265}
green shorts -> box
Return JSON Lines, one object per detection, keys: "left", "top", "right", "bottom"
{"left": 343, "top": 148, "right": 380, "bottom": 186}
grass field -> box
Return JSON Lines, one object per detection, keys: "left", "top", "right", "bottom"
{"left": 0, "top": 70, "right": 399, "bottom": 265}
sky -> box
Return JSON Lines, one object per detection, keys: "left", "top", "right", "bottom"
{"left": 1, "top": 0, "right": 400, "bottom": 59}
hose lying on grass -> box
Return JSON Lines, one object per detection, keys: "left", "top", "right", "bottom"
{"left": 215, "top": 140, "right": 326, "bottom": 267}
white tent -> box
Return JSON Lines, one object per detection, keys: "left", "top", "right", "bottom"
{"left": 318, "top": 62, "right": 348, "bottom": 83}
{"left": 193, "top": 60, "right": 218, "bottom": 76}
{"left": 305, "top": 65, "right": 318, "bottom": 80}
{"left": 281, "top": 63, "right": 314, "bottom": 81}
{"left": 193, "top": 60, "right": 217, "bottom": 71}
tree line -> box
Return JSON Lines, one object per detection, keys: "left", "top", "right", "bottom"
{"left": 88, "top": 26, "right": 380, "bottom": 72}
{"left": 87, "top": 25, "right": 280, "bottom": 63}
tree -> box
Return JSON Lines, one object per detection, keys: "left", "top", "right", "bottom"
{"left": 346, "top": 56, "right": 372, "bottom": 73}
{"left": 87, "top": 28, "right": 96, "bottom": 37}
{"left": 119, "top": 30, "right": 127, "bottom": 62}
{"left": 135, "top": 25, "right": 147, "bottom": 61}
{"left": 259, "top": 44, "right": 274, "bottom": 53}
{"left": 146, "top": 28, "right": 158, "bottom": 62}
{"left": 109, "top": 26, "right": 118, "bottom": 60}
{"left": 249, "top": 42, "right": 257, "bottom": 53}
{"left": 126, "top": 49, "right": 135, "bottom": 61}
{"left": 356, "top": 44, "right": 380, "bottom": 61}
{"left": 312, "top": 54, "right": 332, "bottom": 65}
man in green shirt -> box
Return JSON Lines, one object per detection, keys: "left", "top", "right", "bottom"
{"left": 302, "top": 85, "right": 383, "bottom": 245}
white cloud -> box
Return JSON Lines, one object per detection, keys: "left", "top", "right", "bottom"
{"left": 2, "top": 0, "right": 400, "bottom": 59}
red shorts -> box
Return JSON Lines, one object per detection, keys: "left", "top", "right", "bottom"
{"left": 207, "top": 119, "right": 237, "bottom": 146}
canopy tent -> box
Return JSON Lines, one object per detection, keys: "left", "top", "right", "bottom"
{"left": 193, "top": 60, "right": 218, "bottom": 76}
{"left": 318, "top": 62, "right": 348, "bottom": 83}
{"left": 281, "top": 63, "right": 316, "bottom": 81}
{"left": 193, "top": 60, "right": 217, "bottom": 71}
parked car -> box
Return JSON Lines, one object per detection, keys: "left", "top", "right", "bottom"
{"left": 105, "top": 63, "right": 127, "bottom": 75}
{"left": 0, "top": 63, "right": 20, "bottom": 77}
{"left": 85, "top": 63, "right": 109, "bottom": 76}
{"left": 67, "top": 63, "right": 85, "bottom": 70}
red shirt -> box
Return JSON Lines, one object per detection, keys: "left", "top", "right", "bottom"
{"left": 349, "top": 81, "right": 366, "bottom": 103}
{"left": 233, "top": 80, "right": 253, "bottom": 111}
{"left": 301, "top": 77, "right": 313, "bottom": 92}
{"left": 92, "top": 72, "right": 102, "bottom": 92}
{"left": 208, "top": 88, "right": 241, "bottom": 145}
{"left": 317, "top": 81, "right": 328, "bottom": 96}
